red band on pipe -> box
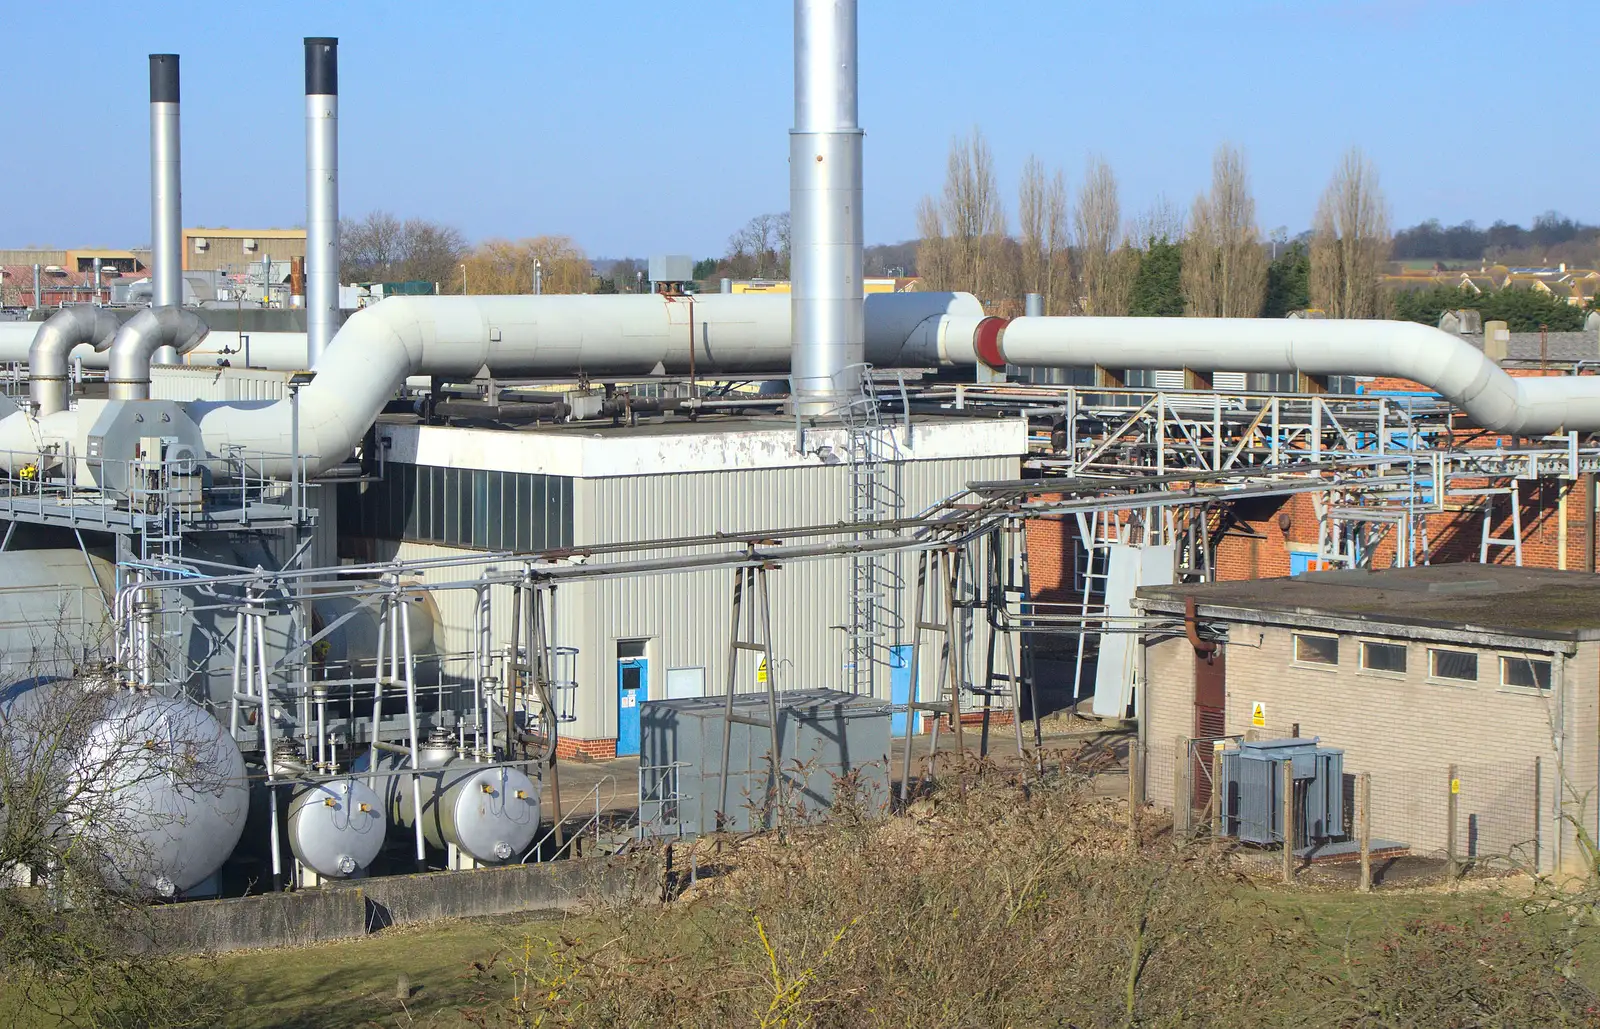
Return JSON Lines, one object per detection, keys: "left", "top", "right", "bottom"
{"left": 975, "top": 317, "right": 1008, "bottom": 369}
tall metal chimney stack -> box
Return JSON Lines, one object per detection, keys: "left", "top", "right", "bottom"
{"left": 149, "top": 54, "right": 182, "bottom": 350}
{"left": 304, "top": 37, "right": 340, "bottom": 366}
{"left": 790, "top": 0, "right": 864, "bottom": 418}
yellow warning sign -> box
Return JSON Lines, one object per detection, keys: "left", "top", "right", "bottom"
{"left": 757, "top": 657, "right": 768, "bottom": 684}
{"left": 1251, "top": 702, "right": 1266, "bottom": 728}
{"left": 1451, "top": 777, "right": 1460, "bottom": 795}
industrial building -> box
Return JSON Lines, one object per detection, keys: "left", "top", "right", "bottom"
{"left": 1137, "top": 564, "right": 1596, "bottom": 873}
{"left": 5, "top": 0, "right": 1600, "bottom": 913}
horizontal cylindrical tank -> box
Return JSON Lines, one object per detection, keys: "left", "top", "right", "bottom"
{"left": 1, "top": 679, "right": 248, "bottom": 896}
{"left": 287, "top": 777, "right": 385, "bottom": 879}
{"left": 367, "top": 746, "right": 540, "bottom": 864}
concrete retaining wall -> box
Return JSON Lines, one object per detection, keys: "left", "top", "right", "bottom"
{"left": 138, "top": 855, "right": 658, "bottom": 954}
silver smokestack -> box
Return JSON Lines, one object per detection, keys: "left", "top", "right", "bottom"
{"left": 149, "top": 54, "right": 182, "bottom": 363}
{"left": 304, "top": 37, "right": 340, "bottom": 366}
{"left": 789, "top": 0, "right": 864, "bottom": 418}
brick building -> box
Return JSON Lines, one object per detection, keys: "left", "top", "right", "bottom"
{"left": 1136, "top": 564, "right": 1598, "bottom": 873}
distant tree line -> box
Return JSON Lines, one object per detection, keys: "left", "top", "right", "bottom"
{"left": 1391, "top": 284, "right": 1589, "bottom": 332}
{"left": 1392, "top": 212, "right": 1600, "bottom": 263}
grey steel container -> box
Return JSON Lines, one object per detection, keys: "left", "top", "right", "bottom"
{"left": 638, "top": 687, "right": 891, "bottom": 836}
{"left": 287, "top": 777, "right": 385, "bottom": 879}
{"left": 367, "top": 748, "right": 541, "bottom": 864}
{"left": 1219, "top": 738, "right": 1344, "bottom": 848}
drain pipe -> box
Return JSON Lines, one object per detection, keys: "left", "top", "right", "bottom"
{"left": 304, "top": 37, "right": 339, "bottom": 366}
{"left": 992, "top": 316, "right": 1600, "bottom": 437}
{"left": 98, "top": 307, "right": 209, "bottom": 401}
{"left": 789, "top": 0, "right": 864, "bottom": 417}
{"left": 149, "top": 54, "right": 183, "bottom": 365}
{"left": 28, "top": 308, "right": 120, "bottom": 416}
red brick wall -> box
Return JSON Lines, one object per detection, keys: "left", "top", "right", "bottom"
{"left": 1026, "top": 474, "right": 1597, "bottom": 596}
{"left": 556, "top": 736, "right": 618, "bottom": 760}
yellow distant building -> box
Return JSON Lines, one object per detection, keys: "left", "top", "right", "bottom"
{"left": 729, "top": 277, "right": 919, "bottom": 295}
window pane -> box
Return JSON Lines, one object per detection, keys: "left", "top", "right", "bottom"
{"left": 1294, "top": 634, "right": 1338, "bottom": 665}
{"left": 1502, "top": 657, "right": 1552, "bottom": 690}
{"left": 1430, "top": 649, "right": 1477, "bottom": 681}
{"left": 486, "top": 472, "right": 504, "bottom": 549}
{"left": 1361, "top": 642, "right": 1407, "bottom": 674}
{"left": 402, "top": 463, "right": 420, "bottom": 540}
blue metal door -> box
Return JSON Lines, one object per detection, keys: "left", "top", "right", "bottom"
{"left": 889, "top": 645, "right": 913, "bottom": 735}
{"left": 617, "top": 658, "right": 646, "bottom": 757}
{"left": 1289, "top": 552, "right": 1314, "bottom": 576}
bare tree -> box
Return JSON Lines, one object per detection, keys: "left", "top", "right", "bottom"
{"left": 1181, "top": 144, "right": 1268, "bottom": 317}
{"left": 914, "top": 196, "right": 957, "bottom": 292}
{"left": 1019, "top": 156, "right": 1071, "bottom": 314}
{"left": 341, "top": 210, "right": 467, "bottom": 290}
{"left": 1075, "top": 157, "right": 1135, "bottom": 316}
{"left": 1310, "top": 147, "right": 1392, "bottom": 318}
{"left": 1, "top": 668, "right": 235, "bottom": 1026}
{"left": 461, "top": 236, "right": 591, "bottom": 295}
{"left": 726, "top": 213, "right": 791, "bottom": 280}
{"left": 1128, "top": 195, "right": 1184, "bottom": 248}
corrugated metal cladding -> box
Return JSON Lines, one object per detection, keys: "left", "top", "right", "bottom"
{"left": 571, "top": 454, "right": 1019, "bottom": 743}
{"left": 339, "top": 465, "right": 572, "bottom": 552}
{"left": 377, "top": 453, "right": 1019, "bottom": 746}
{"left": 149, "top": 366, "right": 292, "bottom": 402}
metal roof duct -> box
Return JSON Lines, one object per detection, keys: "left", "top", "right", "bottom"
{"left": 994, "top": 316, "right": 1600, "bottom": 437}
{"left": 789, "top": 0, "right": 864, "bottom": 418}
{"left": 27, "top": 308, "right": 120, "bottom": 416}
{"left": 149, "top": 55, "right": 182, "bottom": 366}
{"left": 185, "top": 292, "right": 985, "bottom": 478}
{"left": 304, "top": 38, "right": 339, "bottom": 367}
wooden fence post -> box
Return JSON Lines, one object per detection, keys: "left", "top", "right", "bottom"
{"left": 1127, "top": 742, "right": 1141, "bottom": 851}
{"left": 1173, "top": 736, "right": 1192, "bottom": 839}
{"left": 1358, "top": 772, "right": 1372, "bottom": 893}
{"left": 1211, "top": 746, "right": 1224, "bottom": 855}
{"left": 1446, "top": 764, "right": 1460, "bottom": 879}
{"left": 1281, "top": 758, "right": 1295, "bottom": 884}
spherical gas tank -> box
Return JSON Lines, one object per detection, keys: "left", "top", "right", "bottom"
{"left": 72, "top": 690, "right": 248, "bottom": 896}
{"left": 384, "top": 757, "right": 542, "bottom": 864}
{"left": 287, "top": 777, "right": 386, "bottom": 879}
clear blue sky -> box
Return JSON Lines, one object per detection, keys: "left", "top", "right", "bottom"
{"left": 1, "top": 1, "right": 1590, "bottom": 258}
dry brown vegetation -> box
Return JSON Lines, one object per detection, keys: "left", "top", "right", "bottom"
{"left": 455, "top": 760, "right": 1599, "bottom": 1029}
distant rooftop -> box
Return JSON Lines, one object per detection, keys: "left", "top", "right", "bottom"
{"left": 1138, "top": 564, "right": 1600, "bottom": 641}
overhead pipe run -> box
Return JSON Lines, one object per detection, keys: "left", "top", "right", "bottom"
{"left": 789, "top": 0, "right": 865, "bottom": 418}
{"left": 304, "top": 37, "right": 339, "bottom": 366}
{"left": 188, "top": 291, "right": 988, "bottom": 478}
{"left": 28, "top": 308, "right": 120, "bottom": 416}
{"left": 988, "top": 316, "right": 1600, "bottom": 437}
{"left": 98, "top": 307, "right": 210, "bottom": 401}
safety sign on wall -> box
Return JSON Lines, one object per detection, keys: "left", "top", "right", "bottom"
{"left": 1251, "top": 702, "right": 1266, "bottom": 728}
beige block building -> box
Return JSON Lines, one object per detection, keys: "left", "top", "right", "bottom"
{"left": 182, "top": 227, "right": 305, "bottom": 273}
{"left": 1136, "top": 565, "right": 1598, "bottom": 874}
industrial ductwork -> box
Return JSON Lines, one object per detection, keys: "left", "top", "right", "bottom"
{"left": 992, "top": 316, "right": 1600, "bottom": 437}
{"left": 304, "top": 37, "right": 339, "bottom": 366}
{"left": 28, "top": 307, "right": 119, "bottom": 416}
{"left": 789, "top": 0, "right": 864, "bottom": 418}
{"left": 189, "top": 291, "right": 987, "bottom": 477}
{"left": 98, "top": 307, "right": 210, "bottom": 400}
{"left": 149, "top": 54, "right": 183, "bottom": 366}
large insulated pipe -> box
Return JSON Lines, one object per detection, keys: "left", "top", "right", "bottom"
{"left": 28, "top": 307, "right": 120, "bottom": 415}
{"left": 98, "top": 307, "right": 210, "bottom": 400}
{"left": 993, "top": 316, "right": 1600, "bottom": 437}
{"left": 188, "top": 291, "right": 986, "bottom": 477}
{"left": 789, "top": 0, "right": 864, "bottom": 418}
{"left": 149, "top": 54, "right": 182, "bottom": 365}
{"left": 305, "top": 38, "right": 339, "bottom": 367}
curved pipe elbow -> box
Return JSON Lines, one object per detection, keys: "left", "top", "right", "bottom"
{"left": 1185, "top": 596, "right": 1217, "bottom": 656}
{"left": 28, "top": 307, "right": 120, "bottom": 416}
{"left": 98, "top": 307, "right": 209, "bottom": 401}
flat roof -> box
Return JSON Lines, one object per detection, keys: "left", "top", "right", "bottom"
{"left": 1139, "top": 563, "right": 1600, "bottom": 642}
{"left": 379, "top": 413, "right": 1027, "bottom": 478}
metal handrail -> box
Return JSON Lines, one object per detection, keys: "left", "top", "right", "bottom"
{"left": 521, "top": 773, "right": 620, "bottom": 863}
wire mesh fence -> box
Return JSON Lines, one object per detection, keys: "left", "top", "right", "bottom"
{"left": 1141, "top": 734, "right": 1552, "bottom": 873}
